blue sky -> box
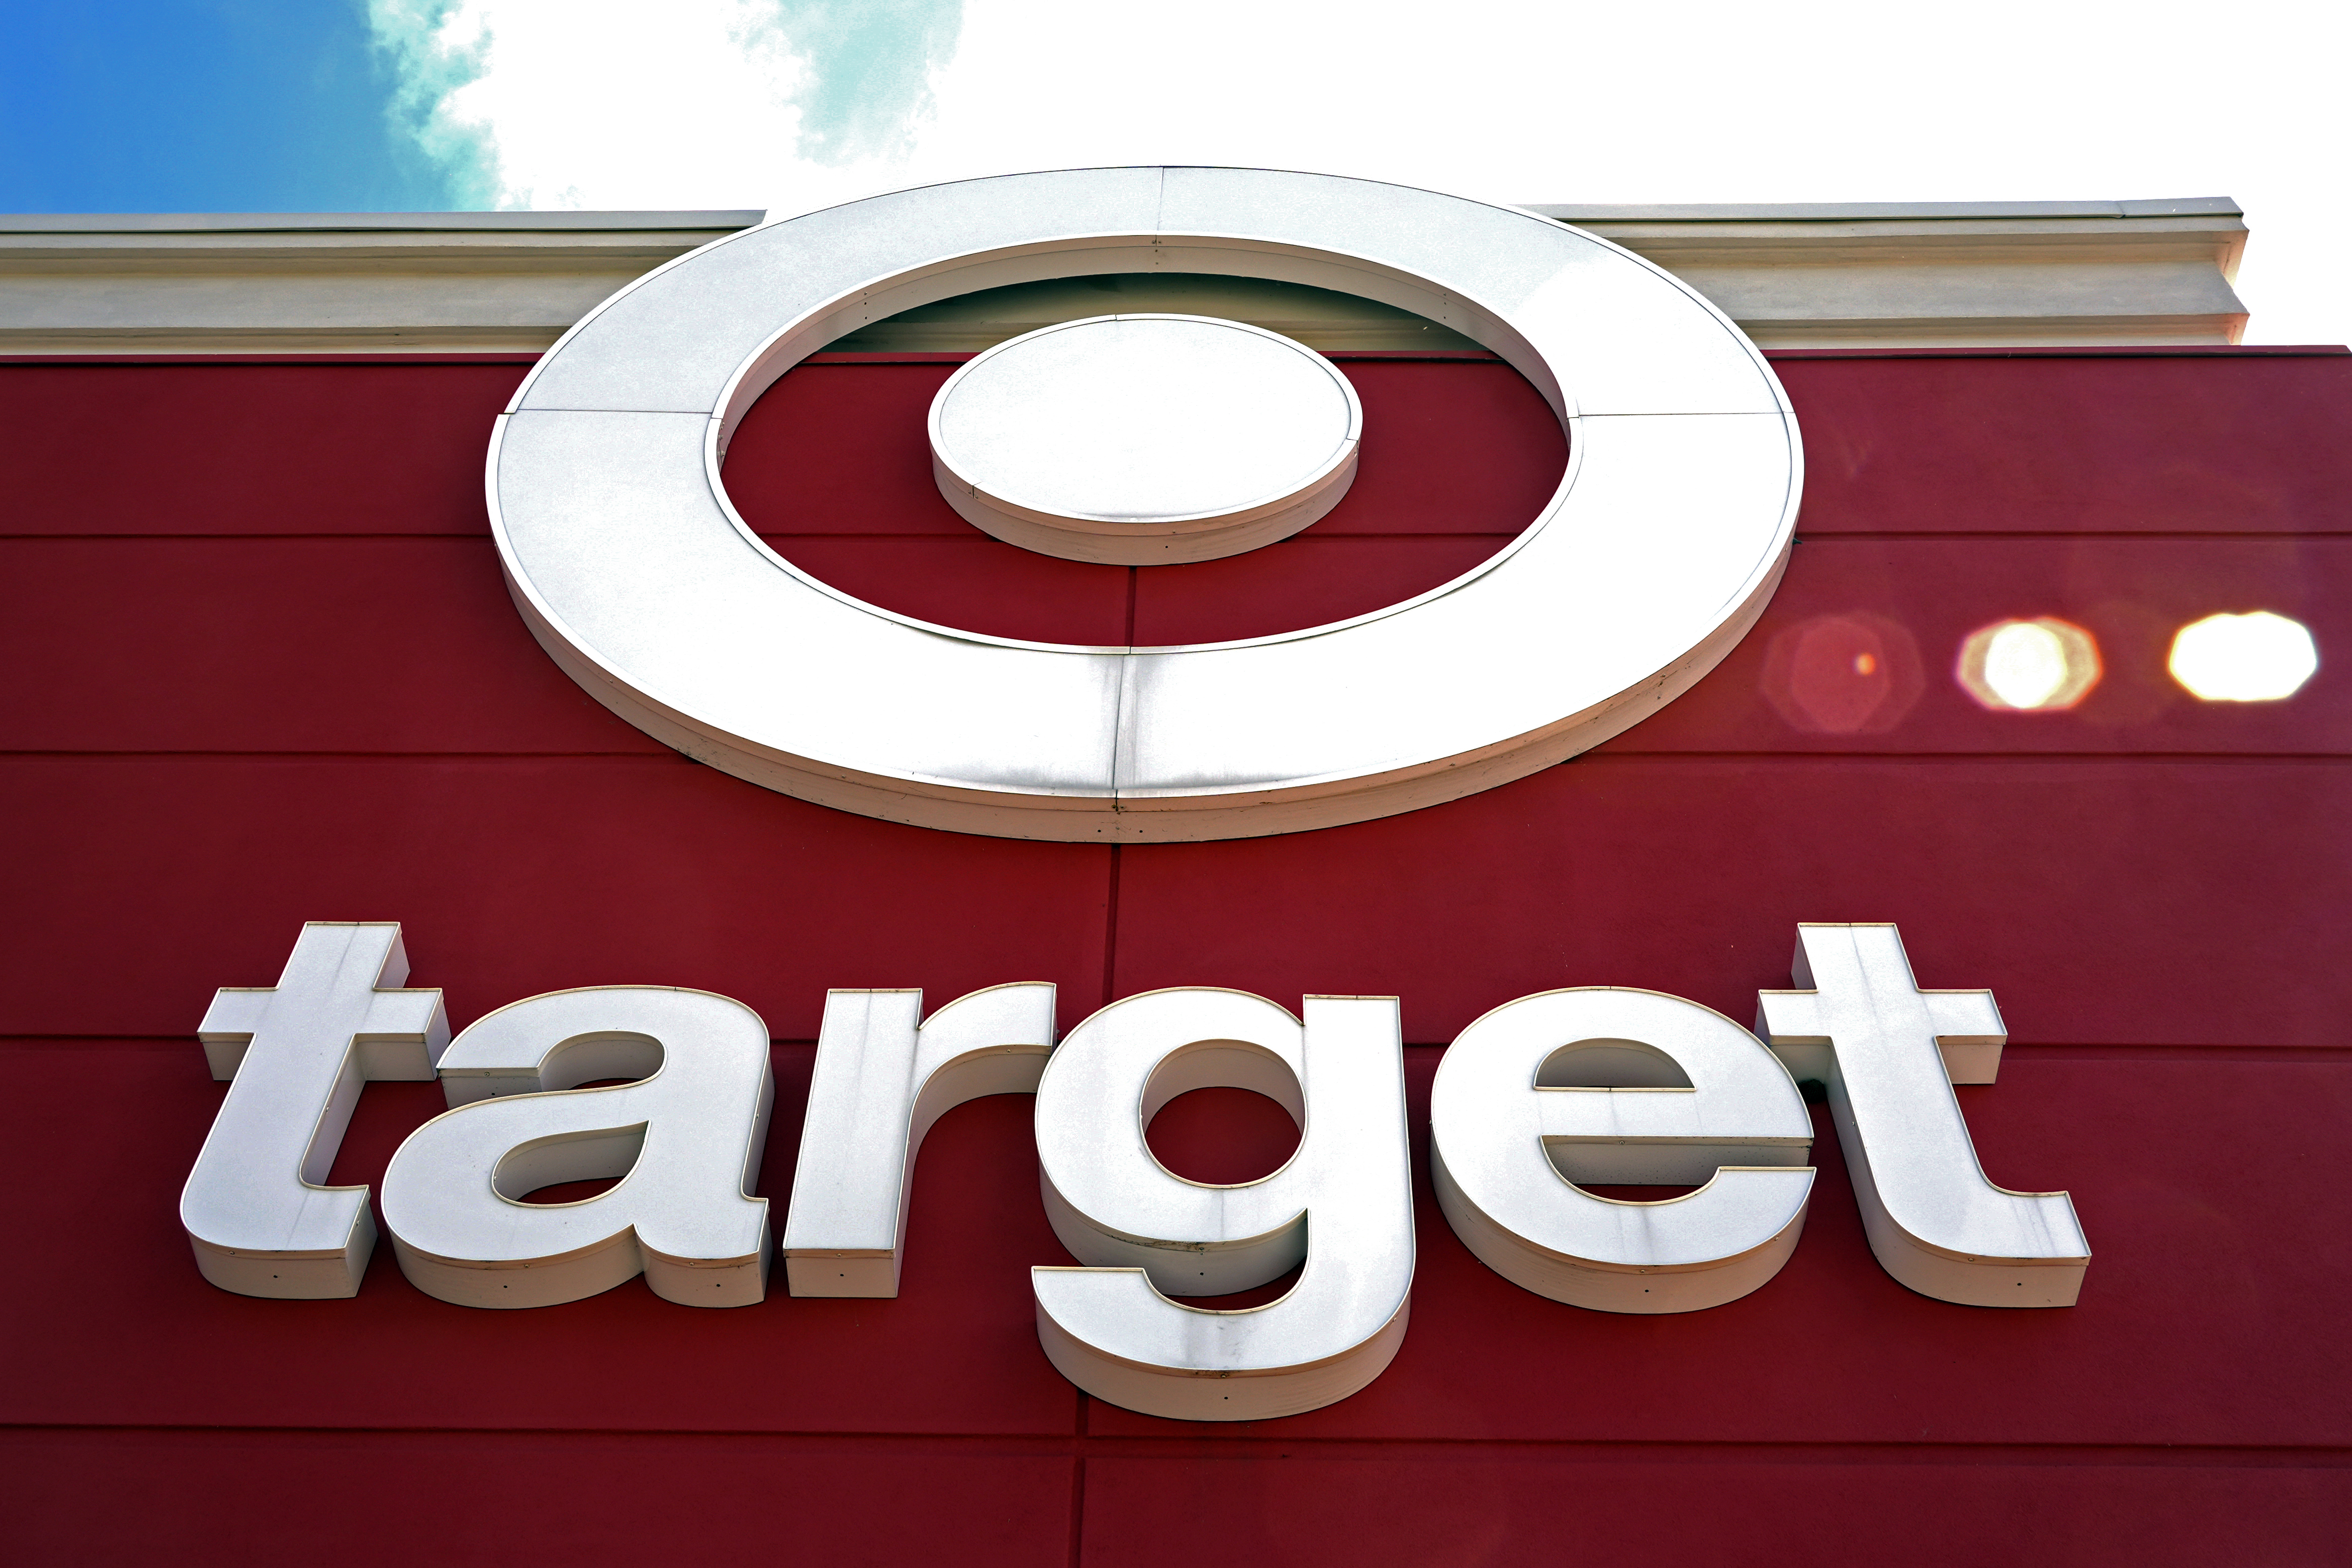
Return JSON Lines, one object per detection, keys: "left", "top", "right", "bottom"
{"left": 1, "top": 1, "right": 2344, "bottom": 343}
{"left": 0, "top": 1, "right": 470, "bottom": 211}
{"left": 0, "top": 0, "right": 963, "bottom": 213}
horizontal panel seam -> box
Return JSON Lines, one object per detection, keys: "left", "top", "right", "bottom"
{"left": 8, "top": 1037, "right": 2342, "bottom": 1057}
{"left": 0, "top": 1035, "right": 826, "bottom": 1047}
{"left": 4, "top": 750, "right": 2347, "bottom": 764}
{"left": 1789, "top": 529, "right": 2352, "bottom": 541}
{"left": 1588, "top": 751, "right": 2352, "bottom": 763}
{"left": 2, "top": 1424, "right": 2346, "bottom": 1465}
{"left": 6, "top": 530, "right": 2349, "bottom": 542}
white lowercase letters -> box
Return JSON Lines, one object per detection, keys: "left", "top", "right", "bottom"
{"left": 182, "top": 922, "right": 2088, "bottom": 1418}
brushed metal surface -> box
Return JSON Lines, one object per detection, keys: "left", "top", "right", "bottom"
{"left": 489, "top": 167, "right": 1801, "bottom": 840}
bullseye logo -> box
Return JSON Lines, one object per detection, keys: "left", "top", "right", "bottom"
{"left": 488, "top": 166, "right": 1802, "bottom": 840}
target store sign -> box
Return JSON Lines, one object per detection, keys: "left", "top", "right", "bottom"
{"left": 179, "top": 172, "right": 2083, "bottom": 1425}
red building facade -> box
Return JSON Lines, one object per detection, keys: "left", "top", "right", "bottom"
{"left": 2, "top": 199, "right": 2347, "bottom": 1561}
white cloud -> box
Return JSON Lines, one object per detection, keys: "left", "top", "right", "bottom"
{"left": 370, "top": 0, "right": 2351, "bottom": 343}
{"left": 366, "top": 0, "right": 957, "bottom": 211}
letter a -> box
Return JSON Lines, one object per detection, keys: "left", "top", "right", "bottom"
{"left": 381, "top": 987, "right": 773, "bottom": 1308}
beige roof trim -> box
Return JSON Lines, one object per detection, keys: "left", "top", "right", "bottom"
{"left": 0, "top": 199, "right": 2247, "bottom": 354}
{"left": 1539, "top": 198, "right": 2246, "bottom": 347}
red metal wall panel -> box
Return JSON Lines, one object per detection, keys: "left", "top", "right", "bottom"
{"left": 2, "top": 1426, "right": 1078, "bottom": 1568}
{"left": 1, "top": 350, "right": 2345, "bottom": 1562}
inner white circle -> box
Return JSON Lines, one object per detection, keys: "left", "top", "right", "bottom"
{"left": 927, "top": 314, "right": 1362, "bottom": 565}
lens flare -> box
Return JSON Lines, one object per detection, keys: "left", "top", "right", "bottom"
{"left": 1760, "top": 613, "right": 1925, "bottom": 735}
{"left": 2168, "top": 612, "right": 2318, "bottom": 701}
{"left": 1956, "top": 618, "right": 2101, "bottom": 712}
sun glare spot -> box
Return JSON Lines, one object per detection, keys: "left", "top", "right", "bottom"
{"left": 2168, "top": 612, "right": 2319, "bottom": 701}
{"left": 1957, "top": 618, "right": 2101, "bottom": 712}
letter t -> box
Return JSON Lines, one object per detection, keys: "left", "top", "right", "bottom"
{"left": 1757, "top": 923, "right": 2088, "bottom": 1307}
{"left": 180, "top": 922, "right": 447, "bottom": 1298}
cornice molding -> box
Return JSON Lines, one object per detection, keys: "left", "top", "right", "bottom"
{"left": 0, "top": 199, "right": 2249, "bottom": 353}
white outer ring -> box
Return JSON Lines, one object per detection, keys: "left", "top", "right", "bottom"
{"left": 486, "top": 166, "right": 1802, "bottom": 843}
